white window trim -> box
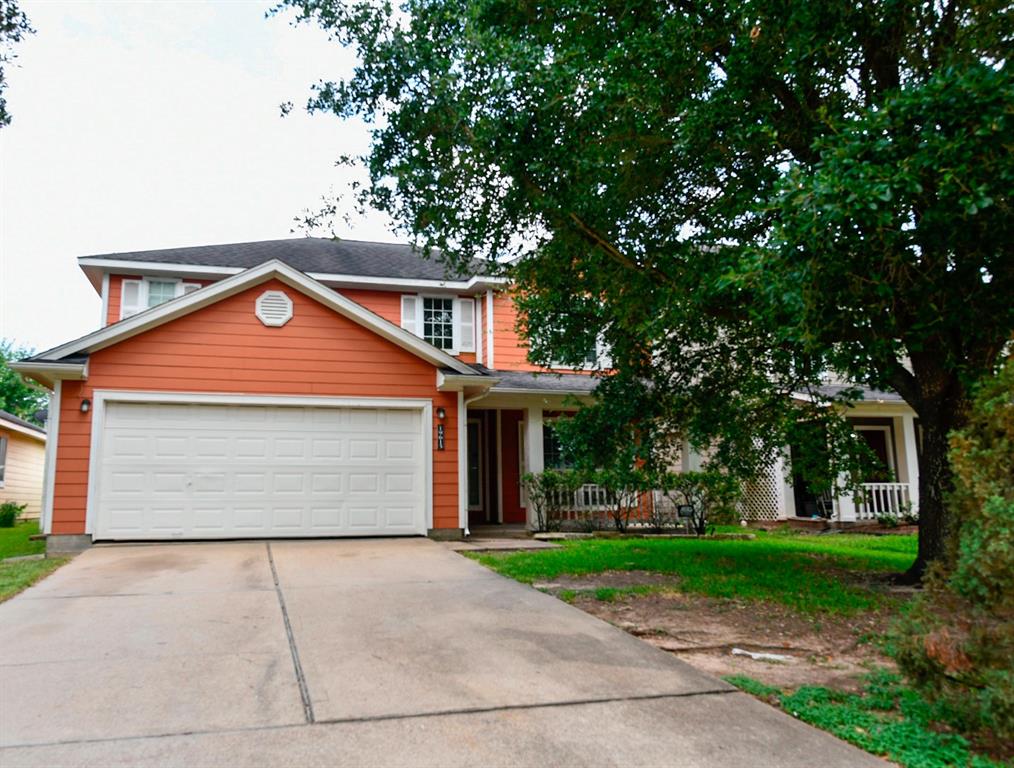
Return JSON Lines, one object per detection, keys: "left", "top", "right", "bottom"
{"left": 401, "top": 294, "right": 478, "bottom": 355}
{"left": 120, "top": 277, "right": 202, "bottom": 320}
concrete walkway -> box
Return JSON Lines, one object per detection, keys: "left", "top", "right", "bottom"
{"left": 0, "top": 539, "right": 883, "bottom": 766}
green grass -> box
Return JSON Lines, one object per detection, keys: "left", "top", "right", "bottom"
{"left": 0, "top": 519, "right": 45, "bottom": 560}
{"left": 467, "top": 529, "right": 916, "bottom": 614}
{"left": 726, "top": 670, "right": 1004, "bottom": 768}
{"left": 0, "top": 557, "right": 66, "bottom": 602}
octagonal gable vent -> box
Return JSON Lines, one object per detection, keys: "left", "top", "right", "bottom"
{"left": 255, "top": 290, "right": 293, "bottom": 327}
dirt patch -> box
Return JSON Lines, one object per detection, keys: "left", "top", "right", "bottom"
{"left": 534, "top": 570, "right": 680, "bottom": 591}
{"left": 543, "top": 579, "right": 895, "bottom": 691}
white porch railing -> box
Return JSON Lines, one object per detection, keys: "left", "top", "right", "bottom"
{"left": 549, "top": 484, "right": 615, "bottom": 518}
{"left": 852, "top": 482, "right": 913, "bottom": 521}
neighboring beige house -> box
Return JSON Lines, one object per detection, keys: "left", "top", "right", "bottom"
{"left": 0, "top": 410, "right": 47, "bottom": 519}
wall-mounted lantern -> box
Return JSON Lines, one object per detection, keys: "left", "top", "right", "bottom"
{"left": 80, "top": 398, "right": 91, "bottom": 414}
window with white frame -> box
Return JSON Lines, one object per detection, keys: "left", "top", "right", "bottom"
{"left": 542, "top": 423, "right": 573, "bottom": 469}
{"left": 400, "top": 295, "right": 476, "bottom": 354}
{"left": 120, "top": 278, "right": 202, "bottom": 319}
{"left": 423, "top": 297, "right": 454, "bottom": 350}
{"left": 0, "top": 435, "right": 7, "bottom": 487}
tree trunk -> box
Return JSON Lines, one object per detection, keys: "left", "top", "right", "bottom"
{"left": 901, "top": 379, "right": 967, "bottom": 584}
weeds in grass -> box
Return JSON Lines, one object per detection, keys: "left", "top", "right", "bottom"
{"left": 726, "top": 670, "right": 1005, "bottom": 768}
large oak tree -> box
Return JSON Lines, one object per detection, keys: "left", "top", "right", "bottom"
{"left": 280, "top": 0, "right": 1012, "bottom": 579}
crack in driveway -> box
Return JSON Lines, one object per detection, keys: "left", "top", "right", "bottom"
{"left": 266, "top": 542, "right": 315, "bottom": 724}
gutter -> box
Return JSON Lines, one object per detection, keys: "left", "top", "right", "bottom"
{"left": 10, "top": 361, "right": 88, "bottom": 389}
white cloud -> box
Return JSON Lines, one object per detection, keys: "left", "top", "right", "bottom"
{"left": 0, "top": 0, "right": 392, "bottom": 352}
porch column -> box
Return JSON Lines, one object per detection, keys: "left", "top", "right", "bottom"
{"left": 900, "top": 413, "right": 920, "bottom": 515}
{"left": 837, "top": 474, "right": 858, "bottom": 522}
{"left": 776, "top": 450, "right": 794, "bottom": 519}
{"left": 524, "top": 405, "right": 544, "bottom": 528}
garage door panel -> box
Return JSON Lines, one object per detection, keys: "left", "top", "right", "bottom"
{"left": 95, "top": 402, "right": 426, "bottom": 540}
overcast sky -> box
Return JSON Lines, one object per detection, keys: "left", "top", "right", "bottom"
{"left": 0, "top": 0, "right": 394, "bottom": 352}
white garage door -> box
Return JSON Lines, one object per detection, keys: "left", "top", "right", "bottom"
{"left": 94, "top": 401, "right": 426, "bottom": 540}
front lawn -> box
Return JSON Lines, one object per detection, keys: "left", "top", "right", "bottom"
{"left": 0, "top": 519, "right": 45, "bottom": 560}
{"left": 468, "top": 528, "right": 916, "bottom": 615}
{"left": 0, "top": 557, "right": 66, "bottom": 602}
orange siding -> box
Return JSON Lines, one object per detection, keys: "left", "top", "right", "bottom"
{"left": 491, "top": 289, "right": 593, "bottom": 375}
{"left": 338, "top": 287, "right": 402, "bottom": 326}
{"left": 53, "top": 278, "right": 460, "bottom": 534}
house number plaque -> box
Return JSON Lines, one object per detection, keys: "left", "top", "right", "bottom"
{"left": 437, "top": 424, "right": 445, "bottom": 450}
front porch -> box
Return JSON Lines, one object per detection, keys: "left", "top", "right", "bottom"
{"left": 459, "top": 387, "right": 593, "bottom": 532}
{"left": 782, "top": 410, "right": 921, "bottom": 524}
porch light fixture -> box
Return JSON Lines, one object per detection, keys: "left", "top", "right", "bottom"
{"left": 436, "top": 407, "right": 446, "bottom": 420}
{"left": 80, "top": 398, "right": 91, "bottom": 414}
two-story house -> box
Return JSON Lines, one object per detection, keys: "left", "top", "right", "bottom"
{"left": 14, "top": 238, "right": 602, "bottom": 550}
{"left": 15, "top": 237, "right": 921, "bottom": 551}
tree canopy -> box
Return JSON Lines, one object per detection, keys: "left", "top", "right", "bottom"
{"left": 0, "top": 340, "right": 47, "bottom": 424}
{"left": 0, "top": 0, "right": 33, "bottom": 128}
{"left": 280, "top": 0, "right": 1013, "bottom": 577}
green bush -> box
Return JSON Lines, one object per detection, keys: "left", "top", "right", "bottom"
{"left": 891, "top": 358, "right": 1014, "bottom": 743}
{"left": 654, "top": 469, "right": 741, "bottom": 534}
{"left": 0, "top": 502, "right": 27, "bottom": 528}
{"left": 521, "top": 469, "right": 583, "bottom": 532}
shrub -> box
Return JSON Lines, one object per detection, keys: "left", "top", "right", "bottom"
{"left": 654, "top": 470, "right": 741, "bottom": 535}
{"left": 0, "top": 501, "right": 27, "bottom": 528}
{"left": 589, "top": 466, "right": 651, "bottom": 532}
{"left": 890, "top": 358, "right": 1014, "bottom": 742}
{"left": 521, "top": 469, "right": 583, "bottom": 532}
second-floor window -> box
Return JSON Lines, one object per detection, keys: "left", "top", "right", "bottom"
{"left": 120, "top": 278, "right": 201, "bottom": 319}
{"left": 423, "top": 298, "right": 454, "bottom": 350}
{"left": 400, "top": 295, "right": 475, "bottom": 354}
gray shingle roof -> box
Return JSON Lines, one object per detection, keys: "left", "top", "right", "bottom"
{"left": 0, "top": 409, "right": 46, "bottom": 434}
{"left": 485, "top": 368, "right": 599, "bottom": 394}
{"left": 814, "top": 384, "right": 906, "bottom": 403}
{"left": 79, "top": 237, "right": 491, "bottom": 282}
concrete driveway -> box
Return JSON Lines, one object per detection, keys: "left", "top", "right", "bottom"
{"left": 0, "top": 539, "right": 882, "bottom": 767}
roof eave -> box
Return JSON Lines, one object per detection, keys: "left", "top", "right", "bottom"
{"left": 43, "top": 260, "right": 477, "bottom": 376}
{"left": 10, "top": 360, "right": 87, "bottom": 389}
{"left": 77, "top": 256, "right": 508, "bottom": 294}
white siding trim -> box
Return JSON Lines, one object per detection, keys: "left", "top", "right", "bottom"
{"left": 83, "top": 390, "right": 434, "bottom": 536}
{"left": 100, "top": 273, "right": 110, "bottom": 327}
{"left": 41, "top": 381, "right": 61, "bottom": 535}
{"left": 79, "top": 257, "right": 508, "bottom": 291}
